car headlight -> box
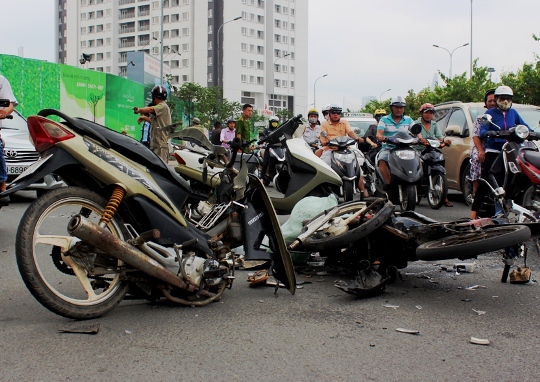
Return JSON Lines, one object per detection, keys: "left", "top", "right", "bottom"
{"left": 395, "top": 150, "right": 416, "bottom": 160}
{"left": 334, "top": 152, "right": 355, "bottom": 163}
{"left": 515, "top": 124, "right": 530, "bottom": 139}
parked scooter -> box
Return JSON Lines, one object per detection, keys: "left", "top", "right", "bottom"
{"left": 0, "top": 109, "right": 295, "bottom": 319}
{"left": 416, "top": 137, "right": 448, "bottom": 209}
{"left": 326, "top": 136, "right": 362, "bottom": 202}
{"left": 174, "top": 115, "right": 343, "bottom": 215}
{"left": 375, "top": 125, "right": 423, "bottom": 211}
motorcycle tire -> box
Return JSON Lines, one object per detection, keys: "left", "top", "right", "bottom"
{"left": 427, "top": 171, "right": 448, "bottom": 210}
{"left": 521, "top": 184, "right": 540, "bottom": 211}
{"left": 300, "top": 199, "right": 394, "bottom": 251}
{"left": 400, "top": 184, "right": 417, "bottom": 212}
{"left": 16, "top": 186, "right": 130, "bottom": 319}
{"left": 343, "top": 180, "right": 354, "bottom": 202}
{"left": 416, "top": 225, "right": 531, "bottom": 261}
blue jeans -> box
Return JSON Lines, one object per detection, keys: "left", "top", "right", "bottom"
{"left": 0, "top": 140, "right": 7, "bottom": 183}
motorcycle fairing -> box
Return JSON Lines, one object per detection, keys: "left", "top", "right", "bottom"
{"left": 388, "top": 148, "right": 423, "bottom": 184}
{"left": 241, "top": 175, "right": 296, "bottom": 293}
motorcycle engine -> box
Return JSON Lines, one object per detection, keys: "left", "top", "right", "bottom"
{"left": 183, "top": 253, "right": 223, "bottom": 287}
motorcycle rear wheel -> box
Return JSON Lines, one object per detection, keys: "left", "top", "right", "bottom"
{"left": 300, "top": 199, "right": 394, "bottom": 251}
{"left": 16, "top": 187, "right": 130, "bottom": 319}
{"left": 427, "top": 171, "right": 448, "bottom": 210}
{"left": 416, "top": 225, "right": 531, "bottom": 261}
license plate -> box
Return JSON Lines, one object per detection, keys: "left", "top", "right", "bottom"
{"left": 7, "top": 166, "right": 28, "bottom": 175}
{"left": 11, "top": 154, "right": 53, "bottom": 184}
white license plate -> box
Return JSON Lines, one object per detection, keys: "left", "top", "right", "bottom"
{"left": 11, "top": 154, "right": 53, "bottom": 184}
{"left": 7, "top": 166, "right": 28, "bottom": 175}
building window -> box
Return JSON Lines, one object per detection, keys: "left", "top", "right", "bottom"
{"left": 282, "top": 65, "right": 287, "bottom": 73}
{"left": 182, "top": 75, "right": 189, "bottom": 82}
{"left": 208, "top": 41, "right": 212, "bottom": 50}
{"left": 257, "top": 61, "right": 264, "bottom": 70}
{"left": 274, "top": 49, "right": 280, "bottom": 57}
{"left": 182, "top": 59, "right": 189, "bottom": 67}
{"left": 257, "top": 30, "right": 264, "bottom": 39}
{"left": 208, "top": 25, "right": 212, "bottom": 34}
{"left": 275, "top": 19, "right": 280, "bottom": 28}
{"left": 241, "top": 43, "right": 247, "bottom": 51}
{"left": 291, "top": 23, "right": 295, "bottom": 31}
{"left": 182, "top": 12, "right": 189, "bottom": 20}
{"left": 182, "top": 28, "right": 189, "bottom": 36}
{"left": 274, "top": 79, "right": 280, "bottom": 88}
{"left": 275, "top": 34, "right": 280, "bottom": 43}
{"left": 241, "top": 74, "right": 247, "bottom": 83}
{"left": 290, "top": 37, "right": 295, "bottom": 45}
{"left": 249, "top": 60, "right": 254, "bottom": 68}
{"left": 249, "top": 76, "right": 254, "bottom": 84}
{"left": 257, "top": 15, "right": 264, "bottom": 23}
{"left": 249, "top": 44, "right": 254, "bottom": 52}
{"left": 257, "top": 46, "right": 264, "bottom": 54}
{"left": 283, "top": 36, "right": 288, "bottom": 44}
{"left": 291, "top": 81, "right": 294, "bottom": 88}
{"left": 257, "top": 77, "right": 264, "bottom": 85}
{"left": 282, "top": 80, "right": 287, "bottom": 88}
{"left": 275, "top": 4, "right": 281, "bottom": 13}
{"left": 208, "top": 9, "right": 212, "bottom": 18}
{"left": 241, "top": 27, "right": 247, "bottom": 36}
{"left": 241, "top": 58, "right": 247, "bottom": 67}
{"left": 182, "top": 43, "right": 189, "bottom": 51}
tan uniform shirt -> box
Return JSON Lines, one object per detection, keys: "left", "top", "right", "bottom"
{"left": 319, "top": 119, "right": 353, "bottom": 150}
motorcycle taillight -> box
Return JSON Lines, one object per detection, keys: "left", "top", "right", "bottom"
{"left": 27, "top": 116, "right": 75, "bottom": 152}
{"left": 173, "top": 152, "right": 186, "bottom": 165}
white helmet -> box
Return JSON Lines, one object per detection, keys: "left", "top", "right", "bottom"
{"left": 495, "top": 85, "right": 513, "bottom": 97}
{"left": 269, "top": 116, "right": 279, "bottom": 122}
{"left": 322, "top": 104, "right": 331, "bottom": 115}
{"left": 390, "top": 96, "right": 406, "bottom": 107}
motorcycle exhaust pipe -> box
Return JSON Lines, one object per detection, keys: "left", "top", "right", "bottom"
{"left": 67, "top": 214, "right": 192, "bottom": 291}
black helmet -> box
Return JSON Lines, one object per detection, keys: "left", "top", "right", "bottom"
{"left": 151, "top": 85, "right": 168, "bottom": 100}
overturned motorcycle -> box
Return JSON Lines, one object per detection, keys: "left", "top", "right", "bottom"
{"left": 1, "top": 109, "right": 295, "bottom": 319}
{"left": 289, "top": 198, "right": 533, "bottom": 297}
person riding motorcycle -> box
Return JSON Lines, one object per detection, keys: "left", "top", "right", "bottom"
{"left": 319, "top": 104, "right": 368, "bottom": 197}
{"left": 322, "top": 104, "right": 331, "bottom": 121}
{"left": 302, "top": 108, "right": 322, "bottom": 155}
{"left": 364, "top": 109, "right": 386, "bottom": 150}
{"left": 472, "top": 85, "right": 531, "bottom": 216}
{"left": 376, "top": 96, "right": 415, "bottom": 191}
{"left": 415, "top": 103, "right": 453, "bottom": 207}
{"left": 260, "top": 116, "right": 281, "bottom": 185}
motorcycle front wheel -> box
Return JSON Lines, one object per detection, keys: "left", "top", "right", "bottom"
{"left": 427, "top": 171, "right": 448, "bottom": 210}
{"left": 400, "top": 184, "right": 417, "bottom": 212}
{"left": 416, "top": 225, "right": 531, "bottom": 261}
{"left": 343, "top": 180, "right": 354, "bottom": 202}
{"left": 16, "top": 187, "right": 130, "bottom": 319}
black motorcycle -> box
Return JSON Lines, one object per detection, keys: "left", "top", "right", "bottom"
{"left": 417, "top": 138, "right": 448, "bottom": 209}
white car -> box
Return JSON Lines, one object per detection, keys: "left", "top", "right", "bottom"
{"left": 2, "top": 110, "right": 64, "bottom": 196}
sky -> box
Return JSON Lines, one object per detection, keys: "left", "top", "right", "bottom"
{"left": 1, "top": 0, "right": 539, "bottom": 112}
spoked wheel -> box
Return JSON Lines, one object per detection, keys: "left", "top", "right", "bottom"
{"left": 427, "top": 171, "right": 448, "bottom": 210}
{"left": 300, "top": 199, "right": 394, "bottom": 251}
{"left": 400, "top": 184, "right": 417, "bottom": 211}
{"left": 16, "top": 187, "right": 130, "bottom": 319}
{"left": 416, "top": 225, "right": 531, "bottom": 261}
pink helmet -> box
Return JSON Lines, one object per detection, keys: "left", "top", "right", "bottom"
{"left": 419, "top": 103, "right": 435, "bottom": 113}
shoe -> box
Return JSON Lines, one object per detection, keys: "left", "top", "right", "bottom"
{"left": 444, "top": 201, "right": 453, "bottom": 207}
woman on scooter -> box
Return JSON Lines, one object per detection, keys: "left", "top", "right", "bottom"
{"left": 414, "top": 103, "right": 453, "bottom": 207}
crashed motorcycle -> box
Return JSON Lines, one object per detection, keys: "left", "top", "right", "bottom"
{"left": 1, "top": 109, "right": 295, "bottom": 319}
{"left": 289, "top": 198, "right": 532, "bottom": 296}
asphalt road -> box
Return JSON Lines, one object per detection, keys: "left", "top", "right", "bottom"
{"left": 1, "top": 190, "right": 539, "bottom": 381}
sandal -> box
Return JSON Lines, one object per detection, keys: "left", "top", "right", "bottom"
{"left": 247, "top": 270, "right": 269, "bottom": 287}
{"left": 444, "top": 201, "right": 453, "bottom": 207}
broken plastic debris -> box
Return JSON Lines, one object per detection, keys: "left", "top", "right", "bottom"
{"left": 396, "top": 328, "right": 420, "bottom": 335}
{"left": 470, "top": 337, "right": 490, "bottom": 345}
{"left": 472, "top": 309, "right": 486, "bottom": 316}
{"left": 454, "top": 262, "right": 476, "bottom": 273}
{"left": 383, "top": 304, "right": 400, "bottom": 309}
{"left": 124, "top": 330, "right": 132, "bottom": 335}
{"left": 466, "top": 285, "right": 487, "bottom": 290}
{"left": 58, "top": 323, "right": 100, "bottom": 334}
{"left": 258, "top": 300, "right": 265, "bottom": 303}
{"left": 415, "top": 305, "right": 422, "bottom": 310}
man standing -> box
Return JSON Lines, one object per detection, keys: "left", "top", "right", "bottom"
{"left": 376, "top": 96, "right": 414, "bottom": 191}
{"left": 210, "top": 121, "right": 222, "bottom": 145}
{"left": 0, "top": 75, "right": 17, "bottom": 204}
{"left": 133, "top": 85, "right": 171, "bottom": 162}
{"left": 236, "top": 103, "right": 253, "bottom": 151}
{"left": 220, "top": 119, "right": 236, "bottom": 149}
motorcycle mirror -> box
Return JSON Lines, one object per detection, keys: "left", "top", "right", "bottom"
{"left": 410, "top": 123, "right": 422, "bottom": 135}
{"left": 479, "top": 114, "right": 493, "bottom": 125}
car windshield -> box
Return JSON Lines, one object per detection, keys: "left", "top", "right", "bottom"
{"left": 348, "top": 120, "right": 375, "bottom": 136}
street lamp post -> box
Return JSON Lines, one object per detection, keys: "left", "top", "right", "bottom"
{"left": 379, "top": 88, "right": 391, "bottom": 102}
{"left": 217, "top": 16, "right": 241, "bottom": 87}
{"left": 313, "top": 74, "right": 328, "bottom": 110}
{"left": 432, "top": 43, "right": 469, "bottom": 79}
{"left": 271, "top": 53, "right": 290, "bottom": 112}
{"left": 488, "top": 67, "right": 496, "bottom": 82}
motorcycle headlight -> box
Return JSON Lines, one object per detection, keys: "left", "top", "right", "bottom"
{"left": 515, "top": 124, "right": 530, "bottom": 139}
{"left": 334, "top": 152, "right": 355, "bottom": 164}
{"left": 395, "top": 150, "right": 416, "bottom": 160}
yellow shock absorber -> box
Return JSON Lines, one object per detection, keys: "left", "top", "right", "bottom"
{"left": 100, "top": 186, "right": 126, "bottom": 226}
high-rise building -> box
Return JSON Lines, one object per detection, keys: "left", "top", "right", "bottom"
{"left": 56, "top": 0, "right": 308, "bottom": 115}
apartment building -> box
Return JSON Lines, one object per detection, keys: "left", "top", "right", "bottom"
{"left": 56, "top": 0, "right": 308, "bottom": 114}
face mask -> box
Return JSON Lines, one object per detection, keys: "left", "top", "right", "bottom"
{"left": 308, "top": 117, "right": 317, "bottom": 124}
{"left": 497, "top": 99, "right": 512, "bottom": 111}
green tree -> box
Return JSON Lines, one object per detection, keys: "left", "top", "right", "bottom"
{"left": 170, "top": 82, "right": 204, "bottom": 126}
{"left": 275, "top": 108, "right": 293, "bottom": 121}
{"left": 195, "top": 86, "right": 242, "bottom": 127}
{"left": 500, "top": 61, "right": 540, "bottom": 106}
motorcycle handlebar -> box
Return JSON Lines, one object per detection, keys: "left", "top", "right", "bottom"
{"left": 226, "top": 138, "right": 257, "bottom": 168}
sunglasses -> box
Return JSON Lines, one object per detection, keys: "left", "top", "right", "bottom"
{"left": 498, "top": 96, "right": 513, "bottom": 101}
{"left": 422, "top": 110, "right": 435, "bottom": 114}
{"left": 330, "top": 111, "right": 341, "bottom": 115}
